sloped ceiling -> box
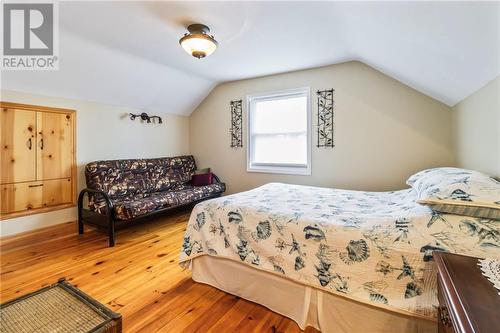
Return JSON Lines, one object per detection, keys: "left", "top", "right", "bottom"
{"left": 2, "top": 1, "right": 499, "bottom": 116}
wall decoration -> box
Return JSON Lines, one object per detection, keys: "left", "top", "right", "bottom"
{"left": 316, "top": 89, "right": 334, "bottom": 147}
{"left": 230, "top": 100, "right": 243, "bottom": 148}
{"left": 129, "top": 112, "right": 163, "bottom": 124}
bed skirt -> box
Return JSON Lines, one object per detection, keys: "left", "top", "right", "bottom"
{"left": 190, "top": 256, "right": 437, "bottom": 333}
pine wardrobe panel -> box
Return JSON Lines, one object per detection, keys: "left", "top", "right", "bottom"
{"left": 0, "top": 108, "right": 37, "bottom": 184}
{"left": 0, "top": 102, "right": 76, "bottom": 220}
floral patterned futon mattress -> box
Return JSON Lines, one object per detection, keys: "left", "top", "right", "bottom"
{"left": 179, "top": 183, "right": 499, "bottom": 318}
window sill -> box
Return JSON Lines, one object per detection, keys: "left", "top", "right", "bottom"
{"left": 247, "top": 164, "right": 311, "bottom": 176}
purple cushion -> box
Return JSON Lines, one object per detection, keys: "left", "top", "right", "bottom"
{"left": 192, "top": 173, "right": 213, "bottom": 186}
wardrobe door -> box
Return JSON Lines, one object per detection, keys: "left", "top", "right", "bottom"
{"left": 0, "top": 179, "right": 71, "bottom": 214}
{"left": 36, "top": 112, "right": 74, "bottom": 180}
{"left": 41, "top": 178, "right": 73, "bottom": 207}
{"left": 0, "top": 108, "right": 37, "bottom": 184}
{"left": 1, "top": 182, "right": 43, "bottom": 214}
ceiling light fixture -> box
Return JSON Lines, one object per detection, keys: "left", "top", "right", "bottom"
{"left": 179, "top": 24, "right": 218, "bottom": 59}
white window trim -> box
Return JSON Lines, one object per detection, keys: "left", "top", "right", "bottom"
{"left": 246, "top": 87, "right": 312, "bottom": 176}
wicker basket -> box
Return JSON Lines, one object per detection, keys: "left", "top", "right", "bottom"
{"left": 0, "top": 278, "right": 122, "bottom": 333}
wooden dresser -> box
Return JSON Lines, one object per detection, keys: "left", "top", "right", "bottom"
{"left": 435, "top": 252, "right": 500, "bottom": 333}
{"left": 0, "top": 102, "right": 76, "bottom": 219}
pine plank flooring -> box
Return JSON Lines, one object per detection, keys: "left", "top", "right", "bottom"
{"left": 0, "top": 209, "right": 319, "bottom": 332}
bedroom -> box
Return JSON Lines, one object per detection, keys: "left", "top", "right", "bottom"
{"left": 0, "top": 1, "right": 499, "bottom": 332}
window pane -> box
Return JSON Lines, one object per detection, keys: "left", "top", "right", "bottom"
{"left": 250, "top": 94, "right": 308, "bottom": 166}
{"left": 253, "top": 96, "right": 307, "bottom": 134}
{"left": 253, "top": 133, "right": 307, "bottom": 165}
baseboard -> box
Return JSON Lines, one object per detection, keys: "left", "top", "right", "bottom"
{"left": 0, "top": 207, "right": 77, "bottom": 237}
{"left": 0, "top": 221, "right": 77, "bottom": 252}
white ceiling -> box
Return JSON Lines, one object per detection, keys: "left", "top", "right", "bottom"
{"left": 2, "top": 1, "right": 499, "bottom": 116}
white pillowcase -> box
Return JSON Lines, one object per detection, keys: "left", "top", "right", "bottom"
{"left": 407, "top": 167, "right": 500, "bottom": 219}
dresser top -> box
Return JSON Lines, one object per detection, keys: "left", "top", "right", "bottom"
{"left": 435, "top": 252, "right": 500, "bottom": 333}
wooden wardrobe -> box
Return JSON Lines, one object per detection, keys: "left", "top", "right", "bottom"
{"left": 0, "top": 102, "right": 76, "bottom": 220}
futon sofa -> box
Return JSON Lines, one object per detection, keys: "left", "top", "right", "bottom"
{"left": 77, "top": 155, "right": 225, "bottom": 246}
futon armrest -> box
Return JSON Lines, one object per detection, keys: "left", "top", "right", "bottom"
{"left": 78, "top": 188, "right": 114, "bottom": 214}
{"left": 211, "top": 173, "right": 222, "bottom": 184}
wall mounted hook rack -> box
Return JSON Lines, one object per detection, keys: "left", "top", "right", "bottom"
{"left": 129, "top": 112, "right": 163, "bottom": 124}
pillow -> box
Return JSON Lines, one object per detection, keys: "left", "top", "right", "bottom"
{"left": 191, "top": 172, "right": 213, "bottom": 186}
{"left": 406, "top": 167, "right": 491, "bottom": 188}
{"left": 407, "top": 167, "right": 500, "bottom": 219}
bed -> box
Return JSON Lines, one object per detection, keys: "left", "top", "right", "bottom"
{"left": 179, "top": 169, "right": 500, "bottom": 332}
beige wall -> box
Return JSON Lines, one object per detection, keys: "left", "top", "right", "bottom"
{"left": 1, "top": 89, "right": 190, "bottom": 236}
{"left": 2, "top": 61, "right": 461, "bottom": 236}
{"left": 190, "top": 61, "right": 455, "bottom": 194}
{"left": 452, "top": 76, "right": 500, "bottom": 178}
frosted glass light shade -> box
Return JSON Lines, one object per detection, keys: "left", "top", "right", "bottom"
{"left": 180, "top": 34, "right": 218, "bottom": 58}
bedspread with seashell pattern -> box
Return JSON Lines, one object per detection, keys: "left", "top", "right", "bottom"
{"left": 179, "top": 183, "right": 500, "bottom": 318}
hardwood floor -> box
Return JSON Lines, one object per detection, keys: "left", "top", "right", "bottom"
{"left": 0, "top": 210, "right": 319, "bottom": 332}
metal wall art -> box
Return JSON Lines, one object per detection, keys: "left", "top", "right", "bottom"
{"left": 230, "top": 100, "right": 243, "bottom": 148}
{"left": 316, "top": 89, "right": 334, "bottom": 147}
{"left": 129, "top": 112, "right": 163, "bottom": 124}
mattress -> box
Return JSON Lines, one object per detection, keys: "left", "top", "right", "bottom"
{"left": 179, "top": 183, "right": 500, "bottom": 318}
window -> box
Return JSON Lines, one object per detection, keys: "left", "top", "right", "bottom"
{"left": 247, "top": 87, "right": 311, "bottom": 175}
